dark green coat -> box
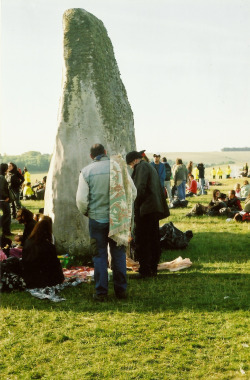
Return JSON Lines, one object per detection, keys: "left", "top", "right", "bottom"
{"left": 132, "top": 160, "right": 169, "bottom": 219}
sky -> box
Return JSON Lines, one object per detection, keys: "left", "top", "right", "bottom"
{"left": 1, "top": 0, "right": 250, "bottom": 155}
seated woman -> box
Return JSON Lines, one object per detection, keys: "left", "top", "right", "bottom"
{"left": 240, "top": 180, "right": 250, "bottom": 201}
{"left": 234, "top": 194, "right": 250, "bottom": 222}
{"left": 234, "top": 183, "right": 241, "bottom": 198}
{"left": 14, "top": 208, "right": 37, "bottom": 247}
{"left": 186, "top": 174, "right": 197, "bottom": 197}
{"left": 186, "top": 189, "right": 227, "bottom": 217}
{"left": 22, "top": 217, "right": 64, "bottom": 289}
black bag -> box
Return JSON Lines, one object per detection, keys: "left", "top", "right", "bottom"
{"left": 0, "top": 256, "right": 22, "bottom": 276}
{"left": 170, "top": 199, "right": 188, "bottom": 208}
{"left": 159, "top": 222, "right": 193, "bottom": 250}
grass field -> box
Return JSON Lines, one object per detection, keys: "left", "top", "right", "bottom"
{"left": 1, "top": 178, "right": 249, "bottom": 379}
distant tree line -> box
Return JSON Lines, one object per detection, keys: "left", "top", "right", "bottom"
{"left": 221, "top": 147, "right": 250, "bottom": 151}
{"left": 0, "top": 151, "right": 51, "bottom": 172}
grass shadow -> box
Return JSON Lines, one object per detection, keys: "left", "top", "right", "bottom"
{"left": 1, "top": 272, "right": 249, "bottom": 313}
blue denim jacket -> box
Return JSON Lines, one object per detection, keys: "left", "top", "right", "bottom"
{"left": 76, "top": 156, "right": 110, "bottom": 220}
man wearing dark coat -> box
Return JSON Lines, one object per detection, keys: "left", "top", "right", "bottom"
{"left": 126, "top": 151, "right": 170, "bottom": 278}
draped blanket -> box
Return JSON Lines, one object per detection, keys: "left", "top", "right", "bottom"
{"left": 109, "top": 155, "right": 136, "bottom": 246}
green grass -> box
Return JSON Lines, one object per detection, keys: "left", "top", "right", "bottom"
{"left": 1, "top": 179, "right": 249, "bottom": 379}
{"left": 29, "top": 172, "right": 47, "bottom": 185}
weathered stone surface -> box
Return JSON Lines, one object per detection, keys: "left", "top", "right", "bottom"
{"left": 44, "top": 8, "right": 136, "bottom": 259}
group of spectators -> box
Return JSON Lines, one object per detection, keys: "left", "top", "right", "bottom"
{"left": 185, "top": 189, "right": 248, "bottom": 218}
{"left": 0, "top": 162, "right": 46, "bottom": 237}
{"left": 1, "top": 146, "right": 250, "bottom": 300}
{"left": 144, "top": 155, "right": 206, "bottom": 202}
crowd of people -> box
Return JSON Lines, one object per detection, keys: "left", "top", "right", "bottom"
{"left": 1, "top": 148, "right": 250, "bottom": 300}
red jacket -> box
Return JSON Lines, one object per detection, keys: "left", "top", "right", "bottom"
{"left": 188, "top": 179, "right": 197, "bottom": 194}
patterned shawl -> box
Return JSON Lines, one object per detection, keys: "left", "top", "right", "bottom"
{"left": 109, "top": 155, "right": 136, "bottom": 246}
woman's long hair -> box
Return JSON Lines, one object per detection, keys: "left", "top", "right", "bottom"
{"left": 212, "top": 189, "right": 220, "bottom": 201}
{"left": 8, "top": 162, "right": 17, "bottom": 173}
{"left": 28, "top": 218, "right": 53, "bottom": 244}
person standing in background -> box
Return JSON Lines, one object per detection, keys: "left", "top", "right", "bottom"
{"left": 0, "top": 163, "right": 11, "bottom": 236}
{"left": 162, "top": 157, "right": 172, "bottom": 203}
{"left": 6, "top": 162, "right": 24, "bottom": 219}
{"left": 174, "top": 158, "right": 188, "bottom": 201}
{"left": 211, "top": 167, "right": 216, "bottom": 179}
{"left": 76, "top": 143, "right": 136, "bottom": 301}
{"left": 217, "top": 167, "right": 223, "bottom": 179}
{"left": 225, "top": 165, "right": 231, "bottom": 179}
{"left": 197, "top": 163, "right": 205, "bottom": 195}
{"left": 126, "top": 150, "right": 169, "bottom": 278}
{"left": 150, "top": 153, "right": 166, "bottom": 190}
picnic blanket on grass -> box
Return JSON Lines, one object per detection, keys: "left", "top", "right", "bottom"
{"left": 126, "top": 257, "right": 192, "bottom": 272}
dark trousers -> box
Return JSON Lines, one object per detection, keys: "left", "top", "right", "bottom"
{"left": 0, "top": 201, "right": 11, "bottom": 235}
{"left": 10, "top": 190, "right": 21, "bottom": 218}
{"left": 135, "top": 212, "right": 161, "bottom": 276}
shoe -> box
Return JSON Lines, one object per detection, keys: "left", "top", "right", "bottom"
{"left": 93, "top": 294, "right": 108, "bottom": 302}
{"left": 115, "top": 291, "right": 127, "bottom": 299}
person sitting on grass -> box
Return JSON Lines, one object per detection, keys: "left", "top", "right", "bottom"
{"left": 186, "top": 174, "right": 197, "bottom": 197}
{"left": 234, "top": 194, "right": 250, "bottom": 222}
{"left": 240, "top": 180, "right": 250, "bottom": 201}
{"left": 23, "top": 182, "right": 36, "bottom": 200}
{"left": 14, "top": 208, "right": 37, "bottom": 247}
{"left": 234, "top": 183, "right": 241, "bottom": 198}
{"left": 22, "top": 217, "right": 64, "bottom": 289}
{"left": 186, "top": 189, "right": 227, "bottom": 217}
{"left": 227, "top": 190, "right": 242, "bottom": 212}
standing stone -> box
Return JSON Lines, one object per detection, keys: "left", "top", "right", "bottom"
{"left": 44, "top": 8, "right": 136, "bottom": 259}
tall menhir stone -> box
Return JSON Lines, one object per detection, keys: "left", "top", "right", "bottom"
{"left": 44, "top": 8, "right": 136, "bottom": 259}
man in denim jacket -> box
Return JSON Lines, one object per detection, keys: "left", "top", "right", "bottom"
{"left": 76, "top": 144, "right": 128, "bottom": 301}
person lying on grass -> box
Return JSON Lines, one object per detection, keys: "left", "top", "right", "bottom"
{"left": 186, "top": 189, "right": 227, "bottom": 217}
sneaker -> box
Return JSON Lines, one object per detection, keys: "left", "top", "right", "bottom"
{"left": 93, "top": 294, "right": 108, "bottom": 302}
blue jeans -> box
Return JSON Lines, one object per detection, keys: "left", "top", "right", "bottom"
{"left": 89, "top": 218, "right": 127, "bottom": 296}
{"left": 177, "top": 181, "right": 186, "bottom": 200}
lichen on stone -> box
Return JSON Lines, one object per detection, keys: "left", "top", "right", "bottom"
{"left": 62, "top": 8, "right": 133, "bottom": 136}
